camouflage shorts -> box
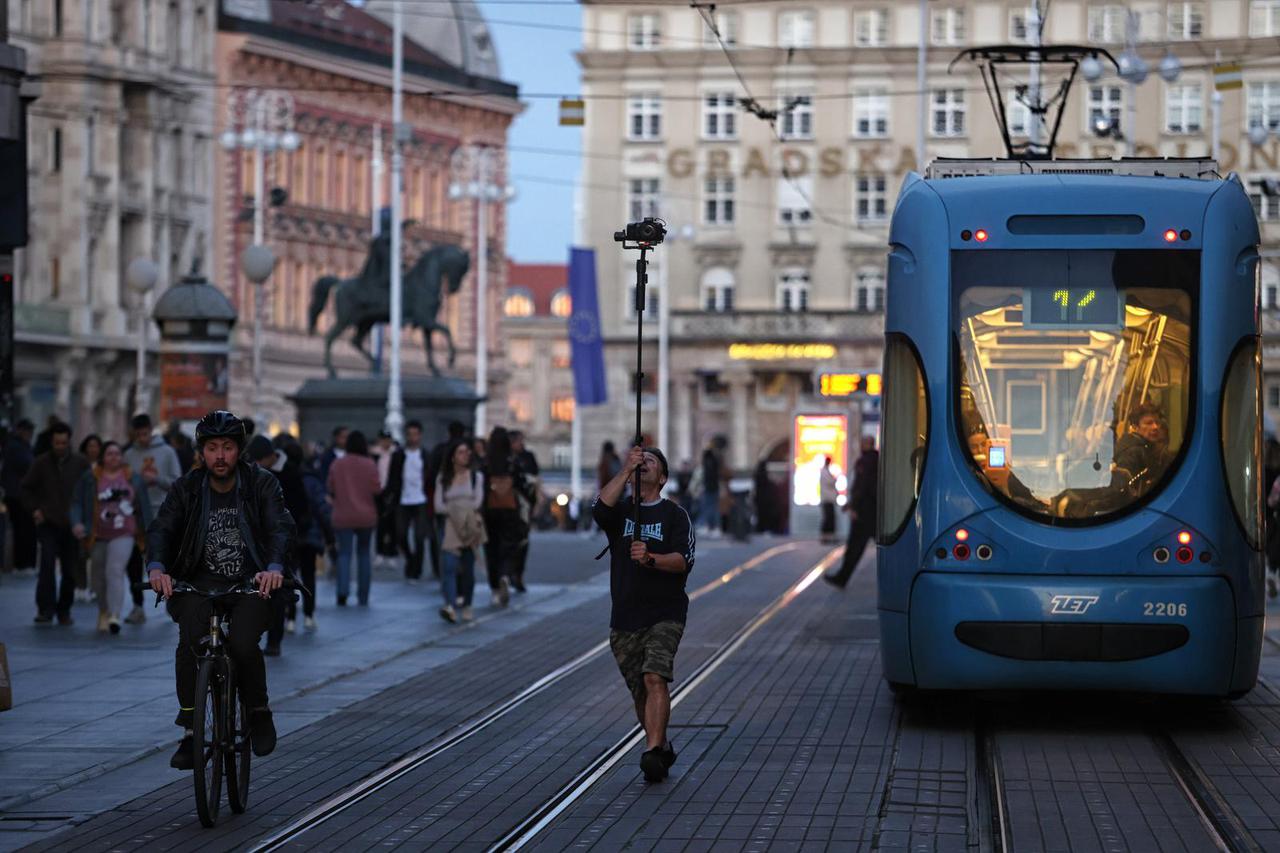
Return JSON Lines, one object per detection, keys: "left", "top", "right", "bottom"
{"left": 609, "top": 620, "right": 685, "bottom": 703}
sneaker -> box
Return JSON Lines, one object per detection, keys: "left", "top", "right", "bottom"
{"left": 511, "top": 578, "right": 527, "bottom": 594}
{"left": 407, "top": 577, "right": 421, "bottom": 586}
{"left": 304, "top": 615, "right": 317, "bottom": 631}
{"left": 461, "top": 606, "right": 474, "bottom": 622}
{"left": 33, "top": 612, "right": 53, "bottom": 624}
{"left": 170, "top": 735, "right": 195, "bottom": 770}
{"left": 264, "top": 643, "right": 281, "bottom": 657}
{"left": 640, "top": 748, "right": 667, "bottom": 783}
{"left": 250, "top": 709, "right": 277, "bottom": 756}
{"left": 284, "top": 619, "right": 296, "bottom": 634}
{"left": 337, "top": 596, "right": 348, "bottom": 607}
{"left": 439, "top": 605, "right": 457, "bottom": 623}
{"left": 74, "top": 588, "right": 91, "bottom": 604}
{"left": 125, "top": 605, "right": 146, "bottom": 625}
{"left": 56, "top": 612, "right": 74, "bottom": 626}
{"left": 659, "top": 740, "right": 678, "bottom": 770}
{"left": 822, "top": 573, "right": 846, "bottom": 590}
{"left": 108, "top": 616, "right": 121, "bottom": 635}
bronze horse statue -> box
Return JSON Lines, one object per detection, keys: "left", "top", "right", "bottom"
{"left": 307, "top": 244, "right": 470, "bottom": 378}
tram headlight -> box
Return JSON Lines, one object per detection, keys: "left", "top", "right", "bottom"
{"left": 1163, "top": 229, "right": 1178, "bottom": 243}
{"left": 1177, "top": 530, "right": 1192, "bottom": 545}
{"left": 1175, "top": 546, "right": 1194, "bottom": 564}
{"left": 974, "top": 229, "right": 989, "bottom": 243}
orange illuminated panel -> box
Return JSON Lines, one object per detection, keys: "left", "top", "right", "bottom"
{"left": 793, "top": 414, "right": 848, "bottom": 506}
{"left": 818, "top": 372, "right": 882, "bottom": 397}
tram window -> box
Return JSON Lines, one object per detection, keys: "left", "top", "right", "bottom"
{"left": 954, "top": 250, "right": 1196, "bottom": 522}
{"left": 878, "top": 336, "right": 928, "bottom": 543}
{"left": 1222, "top": 339, "right": 1262, "bottom": 549}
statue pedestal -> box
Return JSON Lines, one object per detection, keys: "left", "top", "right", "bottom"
{"left": 292, "top": 377, "right": 480, "bottom": 446}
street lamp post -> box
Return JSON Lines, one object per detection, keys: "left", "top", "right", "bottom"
{"left": 125, "top": 257, "right": 158, "bottom": 415}
{"left": 387, "top": 2, "right": 406, "bottom": 442}
{"left": 219, "top": 88, "right": 301, "bottom": 428}
{"left": 450, "top": 144, "right": 513, "bottom": 440}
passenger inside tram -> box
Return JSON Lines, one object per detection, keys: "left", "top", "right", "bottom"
{"left": 1111, "top": 403, "right": 1170, "bottom": 497}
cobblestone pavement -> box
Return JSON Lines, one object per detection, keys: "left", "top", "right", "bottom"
{"left": 7, "top": 531, "right": 1280, "bottom": 852}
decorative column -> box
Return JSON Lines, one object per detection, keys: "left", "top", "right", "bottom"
{"left": 726, "top": 370, "right": 753, "bottom": 473}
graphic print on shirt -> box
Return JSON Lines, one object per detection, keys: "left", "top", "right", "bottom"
{"left": 622, "top": 519, "right": 664, "bottom": 542}
{"left": 204, "top": 506, "right": 244, "bottom": 578}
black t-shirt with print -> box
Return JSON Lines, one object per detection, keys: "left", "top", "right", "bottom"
{"left": 192, "top": 487, "right": 251, "bottom": 590}
{"left": 592, "top": 497, "right": 696, "bottom": 631}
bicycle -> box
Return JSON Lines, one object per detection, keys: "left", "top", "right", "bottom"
{"left": 135, "top": 577, "right": 304, "bottom": 827}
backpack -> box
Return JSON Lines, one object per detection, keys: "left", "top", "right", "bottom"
{"left": 487, "top": 472, "right": 518, "bottom": 511}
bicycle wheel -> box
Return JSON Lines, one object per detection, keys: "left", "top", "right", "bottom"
{"left": 192, "top": 659, "right": 224, "bottom": 827}
{"left": 225, "top": 670, "right": 252, "bottom": 814}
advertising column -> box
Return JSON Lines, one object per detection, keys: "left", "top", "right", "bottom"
{"left": 151, "top": 270, "right": 238, "bottom": 431}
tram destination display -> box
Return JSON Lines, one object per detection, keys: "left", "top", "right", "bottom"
{"left": 1022, "top": 285, "right": 1122, "bottom": 329}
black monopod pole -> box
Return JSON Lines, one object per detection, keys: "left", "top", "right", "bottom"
{"left": 631, "top": 246, "right": 650, "bottom": 564}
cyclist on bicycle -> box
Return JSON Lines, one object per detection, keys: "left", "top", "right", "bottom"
{"left": 146, "top": 410, "right": 296, "bottom": 770}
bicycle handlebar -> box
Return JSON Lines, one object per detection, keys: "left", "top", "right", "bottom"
{"left": 131, "top": 577, "right": 308, "bottom": 597}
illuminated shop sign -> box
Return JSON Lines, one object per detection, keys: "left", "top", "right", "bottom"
{"left": 819, "top": 373, "right": 882, "bottom": 397}
{"left": 793, "top": 414, "right": 848, "bottom": 507}
{"left": 728, "top": 343, "right": 836, "bottom": 361}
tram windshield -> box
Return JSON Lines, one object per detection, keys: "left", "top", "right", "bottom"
{"left": 954, "top": 250, "right": 1196, "bottom": 522}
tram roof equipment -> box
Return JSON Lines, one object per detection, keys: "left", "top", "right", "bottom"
{"left": 924, "top": 158, "right": 1222, "bottom": 181}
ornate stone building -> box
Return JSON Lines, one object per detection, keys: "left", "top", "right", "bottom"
{"left": 503, "top": 260, "right": 575, "bottom": 468}
{"left": 216, "top": 0, "right": 519, "bottom": 437}
{"left": 8, "top": 0, "right": 216, "bottom": 434}
{"left": 577, "top": 0, "right": 1280, "bottom": 478}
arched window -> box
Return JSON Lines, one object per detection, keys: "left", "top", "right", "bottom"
{"left": 504, "top": 288, "right": 534, "bottom": 317}
{"left": 702, "top": 267, "right": 735, "bottom": 312}
{"left": 550, "top": 289, "right": 572, "bottom": 317}
{"left": 854, "top": 266, "right": 885, "bottom": 312}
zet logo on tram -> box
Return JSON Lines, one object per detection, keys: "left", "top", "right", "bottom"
{"left": 1049, "top": 595, "right": 1100, "bottom": 615}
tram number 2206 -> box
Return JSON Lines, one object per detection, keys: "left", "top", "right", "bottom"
{"left": 1143, "top": 602, "right": 1188, "bottom": 617}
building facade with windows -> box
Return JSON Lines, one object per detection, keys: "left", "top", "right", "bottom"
{"left": 8, "top": 0, "right": 217, "bottom": 434}
{"left": 215, "top": 0, "right": 519, "bottom": 437}
{"left": 577, "top": 0, "right": 1280, "bottom": 479}
{"left": 503, "top": 261, "right": 575, "bottom": 468}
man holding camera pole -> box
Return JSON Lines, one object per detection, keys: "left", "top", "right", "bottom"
{"left": 593, "top": 444, "right": 696, "bottom": 783}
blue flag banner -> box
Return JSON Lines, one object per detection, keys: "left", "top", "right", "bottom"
{"left": 567, "top": 247, "right": 608, "bottom": 406}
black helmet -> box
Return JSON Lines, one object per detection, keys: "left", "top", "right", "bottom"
{"left": 195, "top": 410, "right": 246, "bottom": 448}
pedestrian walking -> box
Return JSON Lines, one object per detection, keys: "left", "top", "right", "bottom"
{"left": 509, "top": 430, "right": 540, "bottom": 592}
{"left": 825, "top": 437, "right": 879, "bottom": 588}
{"left": 699, "top": 437, "right": 728, "bottom": 537}
{"left": 481, "top": 427, "right": 535, "bottom": 608}
{"left": 165, "top": 423, "right": 195, "bottom": 473}
{"left": 74, "top": 434, "right": 103, "bottom": 600}
{"left": 427, "top": 421, "right": 467, "bottom": 578}
{"left": 385, "top": 420, "right": 431, "bottom": 583}
{"left": 593, "top": 445, "right": 695, "bottom": 783}
{"left": 319, "top": 425, "right": 348, "bottom": 483}
{"left": 327, "top": 430, "right": 380, "bottom": 606}
{"left": 371, "top": 430, "right": 400, "bottom": 565}
{"left": 248, "top": 436, "right": 296, "bottom": 655}
{"left": 597, "top": 441, "right": 622, "bottom": 491}
{"left": 819, "top": 456, "right": 838, "bottom": 543}
{"left": 3, "top": 419, "right": 36, "bottom": 573}
{"left": 70, "top": 441, "right": 153, "bottom": 633}
{"left": 21, "top": 422, "right": 89, "bottom": 624}
{"left": 297, "top": 445, "right": 334, "bottom": 630}
{"left": 123, "top": 414, "right": 182, "bottom": 624}
{"left": 435, "top": 440, "right": 485, "bottom": 623}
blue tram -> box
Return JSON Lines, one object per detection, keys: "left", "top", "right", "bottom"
{"left": 877, "top": 159, "right": 1264, "bottom": 696}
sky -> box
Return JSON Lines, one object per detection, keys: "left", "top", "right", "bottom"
{"left": 485, "top": 3, "right": 584, "bottom": 263}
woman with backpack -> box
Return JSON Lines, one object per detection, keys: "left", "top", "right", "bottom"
{"left": 481, "top": 427, "right": 536, "bottom": 608}
{"left": 435, "top": 440, "right": 485, "bottom": 623}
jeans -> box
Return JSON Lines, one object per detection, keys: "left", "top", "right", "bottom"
{"left": 287, "top": 545, "right": 319, "bottom": 619}
{"left": 701, "top": 491, "right": 721, "bottom": 533}
{"left": 442, "top": 548, "right": 476, "bottom": 608}
{"left": 36, "top": 524, "right": 79, "bottom": 616}
{"left": 91, "top": 536, "right": 134, "bottom": 617}
{"left": 396, "top": 503, "right": 430, "bottom": 580}
{"left": 335, "top": 527, "right": 373, "bottom": 604}
{"left": 168, "top": 592, "right": 274, "bottom": 715}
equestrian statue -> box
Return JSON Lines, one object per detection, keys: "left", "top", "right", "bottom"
{"left": 307, "top": 209, "right": 471, "bottom": 378}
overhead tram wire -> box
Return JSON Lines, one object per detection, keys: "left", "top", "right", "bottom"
{"left": 693, "top": 2, "right": 855, "bottom": 232}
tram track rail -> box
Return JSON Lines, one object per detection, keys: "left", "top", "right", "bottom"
{"left": 248, "top": 541, "right": 822, "bottom": 853}
{"left": 1148, "top": 727, "right": 1259, "bottom": 853}
{"left": 972, "top": 720, "right": 1010, "bottom": 853}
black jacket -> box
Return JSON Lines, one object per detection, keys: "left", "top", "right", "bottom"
{"left": 145, "top": 460, "right": 297, "bottom": 581}
{"left": 383, "top": 446, "right": 432, "bottom": 511}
